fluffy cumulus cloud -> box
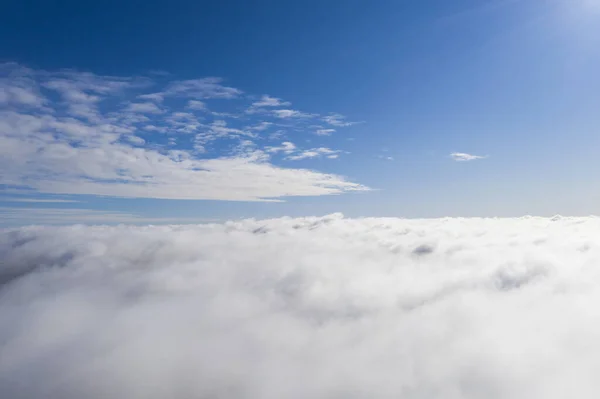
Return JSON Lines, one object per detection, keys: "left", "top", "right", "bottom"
{"left": 0, "top": 63, "right": 365, "bottom": 201}
{"left": 2, "top": 215, "right": 600, "bottom": 398}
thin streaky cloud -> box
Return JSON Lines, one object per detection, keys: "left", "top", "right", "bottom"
{"left": 450, "top": 152, "right": 487, "bottom": 162}
{"left": 287, "top": 147, "right": 340, "bottom": 161}
{"left": 315, "top": 128, "right": 336, "bottom": 136}
{"left": 0, "top": 198, "right": 80, "bottom": 203}
{"left": 272, "top": 109, "right": 314, "bottom": 119}
{"left": 252, "top": 95, "right": 291, "bottom": 108}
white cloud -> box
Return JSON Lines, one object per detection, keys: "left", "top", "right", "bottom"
{"left": 0, "top": 64, "right": 367, "bottom": 202}
{"left": 248, "top": 121, "right": 273, "bottom": 131}
{"left": 138, "top": 93, "right": 164, "bottom": 102}
{"left": 266, "top": 143, "right": 343, "bottom": 161}
{"left": 252, "top": 95, "right": 291, "bottom": 108}
{"left": 265, "top": 141, "right": 297, "bottom": 154}
{"left": 164, "top": 77, "right": 241, "bottom": 99}
{"left": 0, "top": 135, "right": 365, "bottom": 199}
{"left": 194, "top": 120, "right": 255, "bottom": 146}
{"left": 43, "top": 72, "right": 138, "bottom": 122}
{"left": 165, "top": 112, "right": 203, "bottom": 134}
{"left": 186, "top": 100, "right": 206, "bottom": 110}
{"left": 287, "top": 147, "right": 340, "bottom": 161}
{"left": 315, "top": 128, "right": 336, "bottom": 136}
{"left": 272, "top": 109, "right": 314, "bottom": 119}
{"left": 323, "top": 113, "right": 359, "bottom": 127}
{"left": 144, "top": 125, "right": 168, "bottom": 133}
{"left": 125, "top": 102, "right": 164, "bottom": 114}
{"left": 3, "top": 216, "right": 600, "bottom": 397}
{"left": 123, "top": 135, "right": 146, "bottom": 145}
{"left": 246, "top": 95, "right": 292, "bottom": 115}
{"left": 0, "top": 68, "right": 46, "bottom": 108}
{"left": 450, "top": 152, "right": 486, "bottom": 161}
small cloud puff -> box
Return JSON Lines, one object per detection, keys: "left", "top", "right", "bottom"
{"left": 450, "top": 152, "right": 487, "bottom": 161}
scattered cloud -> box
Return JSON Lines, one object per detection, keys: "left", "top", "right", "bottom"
{"left": 42, "top": 71, "right": 138, "bottom": 122}
{"left": 125, "top": 102, "right": 164, "bottom": 114}
{"left": 194, "top": 120, "right": 255, "bottom": 146}
{"left": 163, "top": 77, "right": 242, "bottom": 99}
{"left": 378, "top": 155, "right": 394, "bottom": 161}
{"left": 2, "top": 216, "right": 600, "bottom": 397}
{"left": 265, "top": 141, "right": 297, "bottom": 154}
{"left": 323, "top": 113, "right": 359, "bottom": 127}
{"left": 0, "top": 65, "right": 46, "bottom": 108}
{"left": 138, "top": 92, "right": 164, "bottom": 102}
{"left": 165, "top": 112, "right": 203, "bottom": 134}
{"left": 266, "top": 143, "right": 342, "bottom": 161}
{"left": 0, "top": 63, "right": 367, "bottom": 202}
{"left": 123, "top": 135, "right": 146, "bottom": 145}
{"left": 252, "top": 95, "right": 291, "bottom": 108}
{"left": 269, "top": 130, "right": 285, "bottom": 140}
{"left": 248, "top": 121, "right": 273, "bottom": 131}
{"left": 185, "top": 100, "right": 206, "bottom": 110}
{"left": 246, "top": 95, "right": 292, "bottom": 115}
{"left": 287, "top": 147, "right": 340, "bottom": 161}
{"left": 450, "top": 152, "right": 487, "bottom": 162}
{"left": 315, "top": 128, "right": 336, "bottom": 136}
{"left": 272, "top": 109, "right": 315, "bottom": 119}
{"left": 143, "top": 124, "right": 168, "bottom": 133}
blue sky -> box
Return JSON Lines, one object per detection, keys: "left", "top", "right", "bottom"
{"left": 1, "top": 0, "right": 600, "bottom": 225}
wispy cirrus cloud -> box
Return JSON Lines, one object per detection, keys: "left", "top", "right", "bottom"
{"left": 185, "top": 100, "right": 206, "bottom": 110}
{"left": 251, "top": 95, "right": 291, "bottom": 108}
{"left": 0, "top": 65, "right": 46, "bottom": 108}
{"left": 265, "top": 141, "right": 297, "bottom": 154}
{"left": 272, "top": 109, "right": 315, "bottom": 119}
{"left": 0, "top": 197, "right": 80, "bottom": 203}
{"left": 315, "top": 128, "right": 336, "bottom": 136}
{"left": 125, "top": 102, "right": 164, "bottom": 114}
{"left": 450, "top": 152, "right": 487, "bottom": 161}
{"left": 0, "top": 63, "right": 367, "bottom": 202}
{"left": 163, "top": 77, "right": 242, "bottom": 99}
{"left": 245, "top": 95, "right": 292, "bottom": 115}
{"left": 287, "top": 147, "right": 341, "bottom": 161}
{"left": 323, "top": 112, "right": 360, "bottom": 127}
{"left": 265, "top": 142, "right": 343, "bottom": 161}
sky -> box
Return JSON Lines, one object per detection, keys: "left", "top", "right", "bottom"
{"left": 1, "top": 0, "right": 600, "bottom": 225}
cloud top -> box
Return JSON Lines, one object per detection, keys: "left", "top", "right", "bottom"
{"left": 2, "top": 216, "right": 600, "bottom": 398}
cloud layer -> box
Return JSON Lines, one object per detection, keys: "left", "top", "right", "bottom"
{"left": 0, "top": 63, "right": 366, "bottom": 201}
{"left": 2, "top": 215, "right": 600, "bottom": 398}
